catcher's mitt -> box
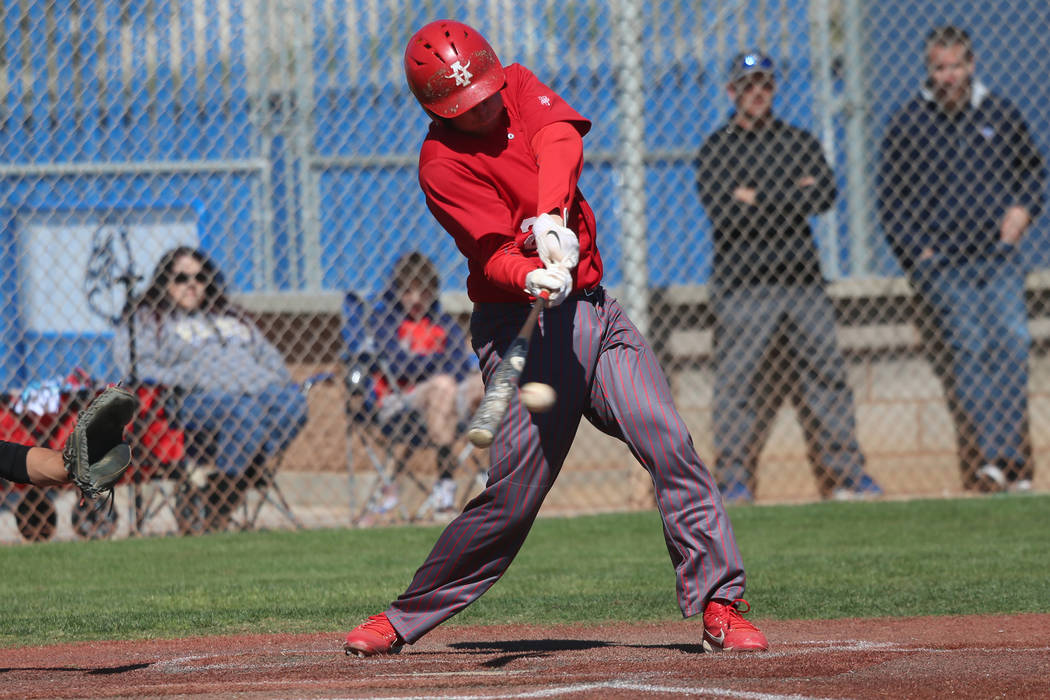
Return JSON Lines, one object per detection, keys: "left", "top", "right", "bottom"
{"left": 63, "top": 386, "right": 139, "bottom": 499}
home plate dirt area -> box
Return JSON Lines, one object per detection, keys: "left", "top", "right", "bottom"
{"left": 2, "top": 614, "right": 1048, "bottom": 699}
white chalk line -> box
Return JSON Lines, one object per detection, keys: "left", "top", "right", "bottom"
{"left": 153, "top": 639, "right": 1050, "bottom": 673}
{"left": 299, "top": 681, "right": 833, "bottom": 700}
{"left": 757, "top": 639, "right": 1050, "bottom": 659}
{"left": 152, "top": 640, "right": 1050, "bottom": 672}
{"left": 153, "top": 649, "right": 335, "bottom": 673}
{"left": 385, "top": 670, "right": 529, "bottom": 677}
{"left": 147, "top": 640, "right": 1050, "bottom": 699}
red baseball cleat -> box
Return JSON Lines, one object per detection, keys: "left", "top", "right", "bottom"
{"left": 702, "top": 599, "right": 769, "bottom": 652}
{"left": 344, "top": 613, "right": 404, "bottom": 657}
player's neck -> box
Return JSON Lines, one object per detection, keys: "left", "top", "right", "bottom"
{"left": 732, "top": 112, "right": 772, "bottom": 131}
{"left": 936, "top": 93, "right": 971, "bottom": 115}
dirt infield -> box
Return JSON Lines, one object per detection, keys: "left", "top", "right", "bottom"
{"left": 2, "top": 613, "right": 1048, "bottom": 699}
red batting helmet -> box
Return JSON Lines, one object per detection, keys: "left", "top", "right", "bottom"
{"left": 404, "top": 20, "right": 506, "bottom": 118}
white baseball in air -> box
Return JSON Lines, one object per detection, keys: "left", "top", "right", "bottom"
{"left": 520, "top": 382, "right": 556, "bottom": 413}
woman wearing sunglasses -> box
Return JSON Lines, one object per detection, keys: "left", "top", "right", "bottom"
{"left": 114, "top": 246, "right": 308, "bottom": 531}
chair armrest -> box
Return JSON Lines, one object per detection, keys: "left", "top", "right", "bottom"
{"left": 300, "top": 372, "right": 336, "bottom": 396}
{"left": 121, "top": 382, "right": 186, "bottom": 467}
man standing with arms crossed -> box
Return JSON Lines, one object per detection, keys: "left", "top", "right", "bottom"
{"left": 877, "top": 26, "right": 1045, "bottom": 493}
{"left": 343, "top": 19, "right": 767, "bottom": 656}
{"left": 696, "top": 51, "right": 881, "bottom": 503}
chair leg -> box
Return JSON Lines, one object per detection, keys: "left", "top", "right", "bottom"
{"left": 409, "top": 441, "right": 480, "bottom": 523}
{"left": 212, "top": 461, "right": 300, "bottom": 532}
{"left": 131, "top": 478, "right": 146, "bottom": 535}
{"left": 129, "top": 465, "right": 188, "bottom": 536}
{"left": 351, "top": 427, "right": 484, "bottom": 527}
{"left": 188, "top": 472, "right": 249, "bottom": 533}
{"left": 130, "top": 469, "right": 167, "bottom": 535}
{"left": 413, "top": 487, "right": 437, "bottom": 522}
{"left": 354, "top": 446, "right": 390, "bottom": 524}
{"left": 132, "top": 481, "right": 156, "bottom": 534}
{"left": 354, "top": 442, "right": 403, "bottom": 525}
{"left": 457, "top": 469, "right": 489, "bottom": 511}
{"left": 412, "top": 479, "right": 452, "bottom": 522}
{"left": 139, "top": 480, "right": 179, "bottom": 534}
{"left": 173, "top": 477, "right": 209, "bottom": 536}
{"left": 252, "top": 466, "right": 302, "bottom": 530}
{"left": 456, "top": 443, "right": 489, "bottom": 511}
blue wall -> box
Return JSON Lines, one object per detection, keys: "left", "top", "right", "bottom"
{"left": 3, "top": 0, "right": 1047, "bottom": 385}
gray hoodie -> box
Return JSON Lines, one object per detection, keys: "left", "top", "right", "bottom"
{"left": 114, "top": 309, "right": 292, "bottom": 394}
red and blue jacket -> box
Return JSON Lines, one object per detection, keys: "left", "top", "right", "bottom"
{"left": 369, "top": 286, "right": 478, "bottom": 401}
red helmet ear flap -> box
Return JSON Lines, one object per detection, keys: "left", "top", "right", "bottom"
{"left": 404, "top": 20, "right": 506, "bottom": 118}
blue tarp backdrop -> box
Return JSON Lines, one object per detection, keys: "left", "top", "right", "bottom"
{"left": 1, "top": 0, "right": 1048, "bottom": 384}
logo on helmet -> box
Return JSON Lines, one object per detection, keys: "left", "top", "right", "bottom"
{"left": 448, "top": 60, "right": 473, "bottom": 87}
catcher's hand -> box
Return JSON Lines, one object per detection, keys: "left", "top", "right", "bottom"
{"left": 63, "top": 386, "right": 140, "bottom": 499}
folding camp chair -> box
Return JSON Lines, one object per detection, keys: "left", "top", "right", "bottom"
{"left": 121, "top": 377, "right": 323, "bottom": 537}
{"left": 226, "top": 372, "right": 334, "bottom": 531}
{"left": 121, "top": 382, "right": 193, "bottom": 537}
{"left": 341, "top": 291, "right": 485, "bottom": 526}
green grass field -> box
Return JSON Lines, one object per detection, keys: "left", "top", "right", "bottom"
{"left": 2, "top": 494, "right": 1048, "bottom": 647}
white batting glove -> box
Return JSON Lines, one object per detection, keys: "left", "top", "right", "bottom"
{"left": 524, "top": 265, "right": 573, "bottom": 307}
{"left": 525, "top": 213, "right": 580, "bottom": 270}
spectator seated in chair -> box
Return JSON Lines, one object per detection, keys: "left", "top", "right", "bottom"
{"left": 363, "top": 252, "right": 484, "bottom": 520}
{"left": 114, "top": 246, "right": 308, "bottom": 531}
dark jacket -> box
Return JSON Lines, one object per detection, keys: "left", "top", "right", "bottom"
{"left": 369, "top": 285, "right": 477, "bottom": 389}
{"left": 696, "top": 117, "right": 837, "bottom": 286}
{"left": 877, "top": 81, "right": 1045, "bottom": 270}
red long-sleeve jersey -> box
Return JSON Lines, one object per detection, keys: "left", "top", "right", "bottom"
{"left": 418, "top": 63, "right": 603, "bottom": 303}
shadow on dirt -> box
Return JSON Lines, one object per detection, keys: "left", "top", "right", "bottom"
{"left": 450, "top": 638, "right": 705, "bottom": 667}
{"left": 0, "top": 663, "right": 151, "bottom": 675}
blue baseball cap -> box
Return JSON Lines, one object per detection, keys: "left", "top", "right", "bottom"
{"left": 728, "top": 51, "right": 776, "bottom": 85}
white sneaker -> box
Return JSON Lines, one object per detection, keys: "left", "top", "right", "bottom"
{"left": 431, "top": 478, "right": 457, "bottom": 512}
{"left": 375, "top": 483, "right": 400, "bottom": 513}
{"left": 186, "top": 461, "right": 214, "bottom": 489}
{"left": 975, "top": 464, "right": 1007, "bottom": 492}
{"left": 1008, "top": 479, "right": 1033, "bottom": 493}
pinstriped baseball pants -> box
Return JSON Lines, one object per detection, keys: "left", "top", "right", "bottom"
{"left": 385, "top": 288, "right": 747, "bottom": 644}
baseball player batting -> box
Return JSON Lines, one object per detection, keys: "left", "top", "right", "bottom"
{"left": 343, "top": 19, "right": 768, "bottom": 656}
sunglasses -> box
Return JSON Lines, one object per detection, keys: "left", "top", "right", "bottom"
{"left": 172, "top": 271, "right": 208, "bottom": 285}
{"left": 737, "top": 76, "right": 775, "bottom": 91}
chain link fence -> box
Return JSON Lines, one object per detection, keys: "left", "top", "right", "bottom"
{"left": 2, "top": 0, "right": 1048, "bottom": 543}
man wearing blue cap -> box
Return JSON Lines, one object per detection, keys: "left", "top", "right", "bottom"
{"left": 695, "top": 51, "right": 882, "bottom": 503}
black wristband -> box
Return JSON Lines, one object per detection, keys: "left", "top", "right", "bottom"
{"left": 0, "top": 440, "right": 32, "bottom": 484}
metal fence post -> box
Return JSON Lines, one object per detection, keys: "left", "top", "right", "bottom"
{"left": 293, "top": 0, "right": 323, "bottom": 291}
{"left": 811, "top": 0, "right": 842, "bottom": 280}
{"left": 842, "top": 0, "right": 873, "bottom": 275}
{"left": 612, "top": 0, "right": 650, "bottom": 336}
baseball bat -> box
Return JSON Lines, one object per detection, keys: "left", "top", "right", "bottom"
{"left": 466, "top": 291, "right": 549, "bottom": 447}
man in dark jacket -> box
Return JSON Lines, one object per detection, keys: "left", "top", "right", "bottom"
{"left": 877, "top": 26, "right": 1045, "bottom": 493}
{"left": 696, "top": 51, "right": 880, "bottom": 503}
